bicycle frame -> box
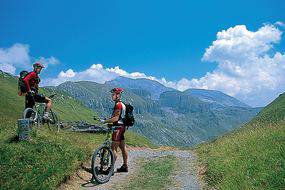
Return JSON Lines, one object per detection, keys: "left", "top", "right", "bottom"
{"left": 98, "top": 126, "right": 119, "bottom": 168}
{"left": 100, "top": 128, "right": 114, "bottom": 164}
{"left": 103, "top": 130, "right": 113, "bottom": 147}
{"left": 35, "top": 103, "right": 46, "bottom": 118}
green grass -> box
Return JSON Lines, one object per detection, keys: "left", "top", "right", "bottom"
{"left": 118, "top": 155, "right": 176, "bottom": 190}
{"left": 196, "top": 93, "right": 285, "bottom": 190}
{"left": 0, "top": 121, "right": 105, "bottom": 190}
{"left": 0, "top": 72, "right": 155, "bottom": 189}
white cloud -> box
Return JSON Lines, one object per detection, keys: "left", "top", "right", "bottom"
{"left": 0, "top": 43, "right": 60, "bottom": 74}
{"left": 0, "top": 43, "right": 30, "bottom": 74}
{"left": 43, "top": 64, "right": 157, "bottom": 86}
{"left": 163, "top": 24, "right": 285, "bottom": 107}
{"left": 106, "top": 66, "right": 157, "bottom": 80}
{"left": 275, "top": 21, "right": 285, "bottom": 28}
{"left": 37, "top": 56, "right": 60, "bottom": 68}
{"left": 0, "top": 63, "right": 16, "bottom": 74}
{"left": 202, "top": 24, "right": 281, "bottom": 63}
{"left": 58, "top": 69, "right": 76, "bottom": 78}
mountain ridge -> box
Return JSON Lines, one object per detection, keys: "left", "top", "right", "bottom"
{"left": 51, "top": 79, "right": 261, "bottom": 146}
{"left": 107, "top": 76, "right": 251, "bottom": 108}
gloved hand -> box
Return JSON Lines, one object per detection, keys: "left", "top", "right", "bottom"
{"left": 28, "top": 90, "right": 35, "bottom": 96}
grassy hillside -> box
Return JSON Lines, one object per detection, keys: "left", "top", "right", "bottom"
{"left": 0, "top": 72, "right": 155, "bottom": 190}
{"left": 196, "top": 92, "right": 285, "bottom": 189}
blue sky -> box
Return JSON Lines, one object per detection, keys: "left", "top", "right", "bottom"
{"left": 0, "top": 0, "right": 285, "bottom": 106}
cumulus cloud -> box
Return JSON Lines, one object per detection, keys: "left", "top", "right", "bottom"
{"left": 202, "top": 25, "right": 281, "bottom": 63}
{"left": 58, "top": 69, "right": 76, "bottom": 78}
{"left": 0, "top": 43, "right": 60, "bottom": 74}
{"left": 106, "top": 66, "right": 157, "bottom": 80}
{"left": 37, "top": 56, "right": 60, "bottom": 68}
{"left": 43, "top": 64, "right": 158, "bottom": 86}
{"left": 275, "top": 21, "right": 285, "bottom": 28}
{"left": 162, "top": 24, "right": 285, "bottom": 107}
{"left": 0, "top": 43, "right": 30, "bottom": 74}
{"left": 0, "top": 63, "right": 16, "bottom": 74}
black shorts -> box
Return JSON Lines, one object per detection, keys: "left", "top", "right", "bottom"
{"left": 25, "top": 93, "right": 48, "bottom": 108}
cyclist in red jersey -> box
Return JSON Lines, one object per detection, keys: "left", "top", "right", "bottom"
{"left": 103, "top": 88, "right": 129, "bottom": 173}
{"left": 23, "top": 62, "right": 52, "bottom": 121}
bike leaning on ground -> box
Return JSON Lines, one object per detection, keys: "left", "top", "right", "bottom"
{"left": 23, "top": 93, "right": 60, "bottom": 132}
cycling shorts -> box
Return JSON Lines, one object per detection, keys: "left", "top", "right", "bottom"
{"left": 112, "top": 126, "right": 126, "bottom": 142}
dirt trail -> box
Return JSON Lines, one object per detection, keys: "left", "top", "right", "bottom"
{"left": 58, "top": 147, "right": 201, "bottom": 190}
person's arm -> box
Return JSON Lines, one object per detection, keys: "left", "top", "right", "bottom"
{"left": 104, "top": 109, "right": 121, "bottom": 124}
{"left": 23, "top": 72, "right": 36, "bottom": 92}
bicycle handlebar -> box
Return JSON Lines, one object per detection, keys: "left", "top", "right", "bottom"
{"left": 98, "top": 125, "right": 121, "bottom": 133}
{"left": 93, "top": 117, "right": 121, "bottom": 132}
{"left": 48, "top": 94, "right": 57, "bottom": 98}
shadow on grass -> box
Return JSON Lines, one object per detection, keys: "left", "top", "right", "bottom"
{"left": 7, "top": 135, "right": 19, "bottom": 143}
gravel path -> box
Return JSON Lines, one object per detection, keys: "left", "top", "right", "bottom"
{"left": 58, "top": 147, "right": 201, "bottom": 190}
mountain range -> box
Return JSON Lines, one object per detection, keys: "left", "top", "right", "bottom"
{"left": 48, "top": 76, "right": 261, "bottom": 146}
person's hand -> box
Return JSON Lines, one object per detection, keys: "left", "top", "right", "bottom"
{"left": 28, "top": 90, "right": 35, "bottom": 96}
{"left": 100, "top": 119, "right": 106, "bottom": 124}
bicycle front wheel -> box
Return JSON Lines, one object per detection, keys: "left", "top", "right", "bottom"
{"left": 91, "top": 145, "right": 115, "bottom": 184}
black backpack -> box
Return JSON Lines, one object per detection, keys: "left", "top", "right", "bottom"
{"left": 123, "top": 103, "right": 135, "bottom": 126}
{"left": 18, "top": 70, "right": 30, "bottom": 93}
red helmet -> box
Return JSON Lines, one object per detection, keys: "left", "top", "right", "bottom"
{"left": 33, "top": 62, "right": 45, "bottom": 68}
{"left": 111, "top": 88, "right": 124, "bottom": 94}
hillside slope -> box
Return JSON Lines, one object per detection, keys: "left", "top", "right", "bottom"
{"left": 184, "top": 88, "right": 250, "bottom": 108}
{"left": 196, "top": 92, "right": 285, "bottom": 189}
{"left": 0, "top": 71, "right": 154, "bottom": 190}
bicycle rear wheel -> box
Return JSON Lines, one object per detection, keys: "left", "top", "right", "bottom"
{"left": 47, "top": 109, "right": 59, "bottom": 132}
{"left": 23, "top": 108, "right": 41, "bottom": 127}
{"left": 91, "top": 145, "right": 115, "bottom": 184}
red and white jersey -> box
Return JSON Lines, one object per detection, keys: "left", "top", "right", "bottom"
{"left": 113, "top": 101, "right": 126, "bottom": 125}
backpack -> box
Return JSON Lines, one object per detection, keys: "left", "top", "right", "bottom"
{"left": 18, "top": 70, "right": 30, "bottom": 93}
{"left": 123, "top": 103, "right": 135, "bottom": 126}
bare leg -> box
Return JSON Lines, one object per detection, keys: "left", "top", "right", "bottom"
{"left": 119, "top": 140, "right": 128, "bottom": 166}
{"left": 45, "top": 97, "right": 52, "bottom": 112}
{"left": 112, "top": 142, "right": 120, "bottom": 162}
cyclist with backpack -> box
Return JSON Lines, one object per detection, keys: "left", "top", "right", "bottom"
{"left": 18, "top": 62, "right": 52, "bottom": 121}
{"left": 102, "top": 88, "right": 132, "bottom": 173}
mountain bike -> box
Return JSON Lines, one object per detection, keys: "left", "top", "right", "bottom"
{"left": 91, "top": 124, "right": 121, "bottom": 184}
{"left": 23, "top": 94, "right": 60, "bottom": 132}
